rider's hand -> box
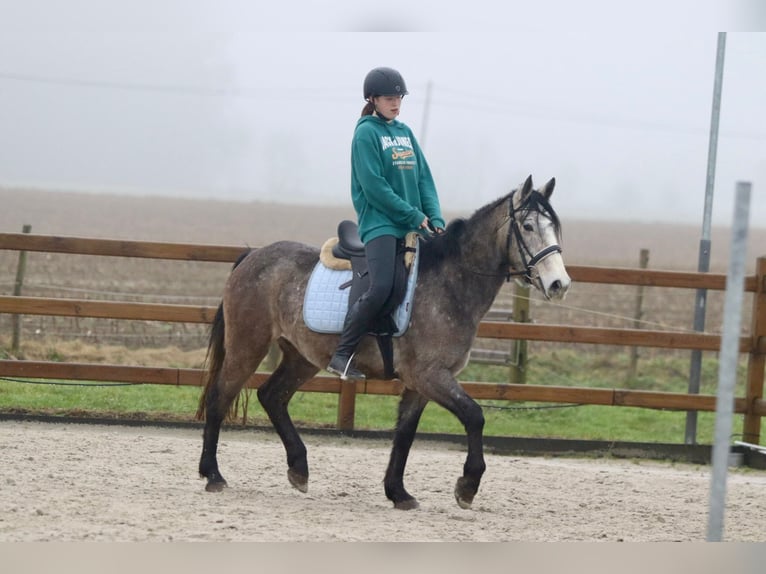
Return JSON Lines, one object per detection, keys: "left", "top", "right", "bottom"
{"left": 421, "top": 217, "right": 443, "bottom": 235}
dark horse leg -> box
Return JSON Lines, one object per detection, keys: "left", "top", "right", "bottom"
{"left": 199, "top": 353, "right": 265, "bottom": 492}
{"left": 198, "top": 296, "right": 272, "bottom": 492}
{"left": 384, "top": 388, "right": 429, "bottom": 510}
{"left": 390, "top": 370, "right": 486, "bottom": 509}
{"left": 257, "top": 339, "right": 320, "bottom": 493}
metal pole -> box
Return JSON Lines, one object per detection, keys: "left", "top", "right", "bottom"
{"left": 686, "top": 32, "right": 726, "bottom": 444}
{"left": 707, "top": 181, "right": 751, "bottom": 542}
{"left": 419, "top": 80, "right": 432, "bottom": 149}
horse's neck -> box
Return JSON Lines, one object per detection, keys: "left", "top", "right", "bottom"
{"left": 457, "top": 252, "right": 507, "bottom": 318}
{"left": 431, "top": 228, "right": 508, "bottom": 325}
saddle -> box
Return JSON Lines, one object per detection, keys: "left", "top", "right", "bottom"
{"left": 320, "top": 221, "right": 418, "bottom": 271}
{"left": 317, "top": 221, "right": 418, "bottom": 379}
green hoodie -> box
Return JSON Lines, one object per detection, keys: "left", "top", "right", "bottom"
{"left": 351, "top": 115, "right": 445, "bottom": 243}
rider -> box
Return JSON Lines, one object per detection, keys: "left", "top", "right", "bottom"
{"left": 326, "top": 66, "right": 446, "bottom": 381}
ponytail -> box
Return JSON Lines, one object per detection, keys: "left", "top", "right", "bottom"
{"left": 361, "top": 101, "right": 375, "bottom": 117}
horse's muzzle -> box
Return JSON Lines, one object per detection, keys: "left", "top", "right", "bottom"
{"left": 544, "top": 276, "right": 570, "bottom": 300}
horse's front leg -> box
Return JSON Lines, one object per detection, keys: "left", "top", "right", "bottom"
{"left": 453, "top": 396, "right": 487, "bottom": 509}
{"left": 423, "top": 370, "right": 486, "bottom": 509}
{"left": 384, "top": 388, "right": 429, "bottom": 510}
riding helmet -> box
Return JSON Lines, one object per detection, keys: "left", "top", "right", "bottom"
{"left": 363, "top": 67, "right": 408, "bottom": 100}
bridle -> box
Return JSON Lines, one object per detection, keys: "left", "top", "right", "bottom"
{"left": 504, "top": 189, "right": 562, "bottom": 284}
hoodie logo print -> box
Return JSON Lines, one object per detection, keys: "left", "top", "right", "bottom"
{"left": 380, "top": 135, "right": 412, "bottom": 150}
{"left": 380, "top": 135, "right": 416, "bottom": 170}
{"left": 391, "top": 149, "right": 414, "bottom": 160}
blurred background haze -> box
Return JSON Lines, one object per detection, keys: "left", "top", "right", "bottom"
{"left": 1, "top": 1, "right": 765, "bottom": 226}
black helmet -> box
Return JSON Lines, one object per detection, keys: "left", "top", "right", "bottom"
{"left": 363, "top": 67, "right": 408, "bottom": 100}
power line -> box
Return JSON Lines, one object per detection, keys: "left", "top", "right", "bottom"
{"left": 1, "top": 70, "right": 762, "bottom": 138}
{"left": 0, "top": 71, "right": 237, "bottom": 96}
{"left": 0, "top": 71, "right": 355, "bottom": 101}
{"left": 434, "top": 86, "right": 766, "bottom": 140}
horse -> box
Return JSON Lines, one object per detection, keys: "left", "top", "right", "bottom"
{"left": 196, "top": 175, "right": 571, "bottom": 510}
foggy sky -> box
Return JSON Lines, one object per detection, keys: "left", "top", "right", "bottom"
{"left": 0, "top": 1, "right": 765, "bottom": 226}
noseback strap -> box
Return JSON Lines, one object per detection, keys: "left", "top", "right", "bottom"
{"left": 527, "top": 243, "right": 561, "bottom": 267}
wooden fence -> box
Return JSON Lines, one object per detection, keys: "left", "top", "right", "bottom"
{"left": 1, "top": 232, "right": 764, "bottom": 443}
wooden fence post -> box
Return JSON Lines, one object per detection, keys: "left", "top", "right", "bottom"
{"left": 509, "top": 282, "right": 530, "bottom": 385}
{"left": 743, "top": 256, "right": 766, "bottom": 444}
{"left": 337, "top": 381, "right": 357, "bottom": 431}
{"left": 627, "top": 249, "right": 649, "bottom": 382}
{"left": 11, "top": 224, "right": 32, "bottom": 354}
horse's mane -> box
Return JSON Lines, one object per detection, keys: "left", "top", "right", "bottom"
{"left": 418, "top": 194, "right": 507, "bottom": 273}
{"left": 418, "top": 189, "right": 560, "bottom": 273}
{"left": 416, "top": 219, "right": 466, "bottom": 273}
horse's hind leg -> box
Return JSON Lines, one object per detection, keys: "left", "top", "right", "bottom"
{"left": 384, "top": 388, "right": 429, "bottom": 510}
{"left": 199, "top": 347, "right": 267, "bottom": 492}
{"left": 257, "top": 339, "right": 319, "bottom": 493}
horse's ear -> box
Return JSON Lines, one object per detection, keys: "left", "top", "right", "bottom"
{"left": 521, "top": 175, "right": 533, "bottom": 197}
{"left": 541, "top": 177, "right": 556, "bottom": 199}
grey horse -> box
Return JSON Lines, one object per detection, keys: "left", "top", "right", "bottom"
{"left": 197, "top": 175, "right": 571, "bottom": 509}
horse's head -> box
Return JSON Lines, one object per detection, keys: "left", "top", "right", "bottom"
{"left": 505, "top": 175, "right": 570, "bottom": 300}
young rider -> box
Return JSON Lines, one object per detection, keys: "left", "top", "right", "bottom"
{"left": 326, "top": 66, "right": 445, "bottom": 381}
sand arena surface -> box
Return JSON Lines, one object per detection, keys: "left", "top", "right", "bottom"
{"left": 1, "top": 420, "right": 765, "bottom": 542}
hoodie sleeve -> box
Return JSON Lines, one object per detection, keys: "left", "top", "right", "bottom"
{"left": 412, "top": 136, "right": 445, "bottom": 229}
{"left": 352, "top": 125, "right": 426, "bottom": 229}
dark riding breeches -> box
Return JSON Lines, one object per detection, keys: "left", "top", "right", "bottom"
{"left": 333, "top": 234, "right": 400, "bottom": 358}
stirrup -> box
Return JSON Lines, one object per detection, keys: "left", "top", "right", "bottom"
{"left": 327, "top": 354, "right": 366, "bottom": 381}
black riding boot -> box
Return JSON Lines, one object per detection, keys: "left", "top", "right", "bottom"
{"left": 327, "top": 296, "right": 376, "bottom": 381}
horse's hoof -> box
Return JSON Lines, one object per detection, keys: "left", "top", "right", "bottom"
{"left": 393, "top": 498, "right": 420, "bottom": 510}
{"left": 202, "top": 469, "right": 228, "bottom": 492}
{"left": 287, "top": 468, "right": 308, "bottom": 493}
{"left": 454, "top": 477, "right": 476, "bottom": 509}
{"left": 205, "top": 479, "right": 227, "bottom": 493}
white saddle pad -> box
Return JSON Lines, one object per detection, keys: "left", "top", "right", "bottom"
{"left": 303, "top": 238, "right": 420, "bottom": 336}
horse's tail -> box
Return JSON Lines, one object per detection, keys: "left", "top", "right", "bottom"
{"left": 195, "top": 249, "right": 252, "bottom": 421}
{"left": 195, "top": 302, "right": 225, "bottom": 420}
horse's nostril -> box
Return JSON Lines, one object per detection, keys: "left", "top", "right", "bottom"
{"left": 550, "top": 280, "right": 562, "bottom": 293}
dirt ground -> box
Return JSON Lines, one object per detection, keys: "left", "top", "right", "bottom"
{"left": 1, "top": 420, "right": 764, "bottom": 542}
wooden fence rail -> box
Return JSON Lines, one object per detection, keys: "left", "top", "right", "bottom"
{"left": 0, "top": 295, "right": 749, "bottom": 352}
{"left": 1, "top": 360, "right": 764, "bottom": 416}
{"left": 1, "top": 232, "right": 764, "bottom": 443}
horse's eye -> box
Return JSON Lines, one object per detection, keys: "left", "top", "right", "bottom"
{"left": 523, "top": 222, "right": 534, "bottom": 232}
